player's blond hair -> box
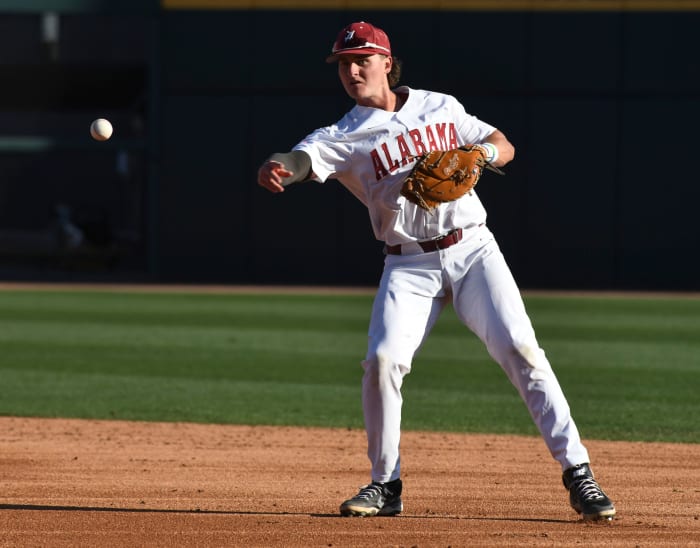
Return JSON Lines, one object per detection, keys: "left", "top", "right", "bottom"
{"left": 388, "top": 57, "right": 402, "bottom": 87}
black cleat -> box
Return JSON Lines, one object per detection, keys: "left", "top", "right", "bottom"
{"left": 563, "top": 463, "right": 616, "bottom": 521}
{"left": 339, "top": 478, "right": 403, "bottom": 517}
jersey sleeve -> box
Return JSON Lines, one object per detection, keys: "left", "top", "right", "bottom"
{"left": 451, "top": 97, "right": 498, "bottom": 144}
{"left": 292, "top": 127, "right": 349, "bottom": 183}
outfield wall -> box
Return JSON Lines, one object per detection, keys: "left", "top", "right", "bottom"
{"left": 0, "top": 2, "right": 698, "bottom": 289}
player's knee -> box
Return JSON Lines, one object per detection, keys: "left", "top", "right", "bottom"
{"left": 362, "top": 352, "right": 408, "bottom": 388}
{"left": 509, "top": 337, "right": 548, "bottom": 370}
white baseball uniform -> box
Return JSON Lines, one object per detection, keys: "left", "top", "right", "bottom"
{"left": 295, "top": 86, "right": 590, "bottom": 483}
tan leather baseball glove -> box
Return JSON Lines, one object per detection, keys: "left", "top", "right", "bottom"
{"left": 400, "top": 145, "right": 505, "bottom": 211}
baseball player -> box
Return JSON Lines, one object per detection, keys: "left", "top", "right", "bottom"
{"left": 257, "top": 21, "right": 615, "bottom": 521}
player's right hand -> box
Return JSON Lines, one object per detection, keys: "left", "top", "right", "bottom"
{"left": 257, "top": 161, "right": 292, "bottom": 193}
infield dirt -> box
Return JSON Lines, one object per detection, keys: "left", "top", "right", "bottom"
{"left": 1, "top": 417, "right": 698, "bottom": 547}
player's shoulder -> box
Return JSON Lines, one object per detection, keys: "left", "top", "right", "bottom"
{"left": 297, "top": 114, "right": 352, "bottom": 146}
{"left": 403, "top": 86, "right": 461, "bottom": 107}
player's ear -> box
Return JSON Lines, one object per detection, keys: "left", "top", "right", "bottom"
{"left": 383, "top": 55, "right": 392, "bottom": 74}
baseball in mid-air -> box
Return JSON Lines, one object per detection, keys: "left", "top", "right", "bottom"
{"left": 90, "top": 118, "right": 113, "bottom": 141}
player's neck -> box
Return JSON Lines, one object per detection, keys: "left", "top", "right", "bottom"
{"left": 356, "top": 90, "right": 404, "bottom": 112}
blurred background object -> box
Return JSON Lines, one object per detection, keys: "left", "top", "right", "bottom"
{"left": 0, "top": 0, "right": 698, "bottom": 290}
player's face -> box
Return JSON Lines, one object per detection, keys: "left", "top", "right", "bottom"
{"left": 337, "top": 54, "right": 392, "bottom": 107}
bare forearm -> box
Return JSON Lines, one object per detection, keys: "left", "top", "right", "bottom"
{"left": 483, "top": 130, "right": 515, "bottom": 167}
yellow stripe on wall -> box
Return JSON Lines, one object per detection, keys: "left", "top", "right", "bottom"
{"left": 162, "top": 0, "right": 700, "bottom": 10}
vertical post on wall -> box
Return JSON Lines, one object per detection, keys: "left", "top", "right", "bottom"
{"left": 146, "top": 7, "right": 161, "bottom": 280}
{"left": 40, "top": 11, "right": 60, "bottom": 61}
{"left": 611, "top": 11, "right": 627, "bottom": 290}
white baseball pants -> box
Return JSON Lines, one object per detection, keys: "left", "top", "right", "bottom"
{"left": 362, "top": 224, "right": 590, "bottom": 483}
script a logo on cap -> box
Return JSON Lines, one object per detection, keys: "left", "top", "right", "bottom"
{"left": 344, "top": 30, "right": 356, "bottom": 43}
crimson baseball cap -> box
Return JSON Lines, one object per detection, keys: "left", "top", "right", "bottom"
{"left": 326, "top": 21, "right": 392, "bottom": 63}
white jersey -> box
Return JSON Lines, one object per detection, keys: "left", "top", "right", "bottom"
{"left": 294, "top": 86, "right": 497, "bottom": 246}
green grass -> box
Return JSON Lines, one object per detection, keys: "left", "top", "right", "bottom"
{"left": 0, "top": 288, "right": 698, "bottom": 443}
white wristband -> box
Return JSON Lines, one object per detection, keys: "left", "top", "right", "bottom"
{"left": 481, "top": 142, "right": 499, "bottom": 163}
